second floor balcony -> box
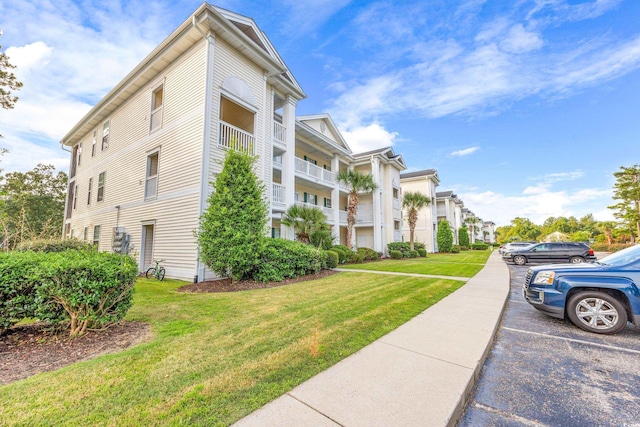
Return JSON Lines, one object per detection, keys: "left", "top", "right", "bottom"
{"left": 294, "top": 157, "right": 336, "bottom": 188}
{"left": 219, "top": 121, "right": 255, "bottom": 154}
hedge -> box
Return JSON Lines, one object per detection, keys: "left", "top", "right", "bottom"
{"left": 323, "top": 250, "right": 339, "bottom": 269}
{"left": 0, "top": 250, "right": 137, "bottom": 336}
{"left": 254, "top": 239, "right": 323, "bottom": 283}
{"left": 15, "top": 238, "right": 96, "bottom": 253}
{"left": 389, "top": 250, "right": 403, "bottom": 259}
{"left": 357, "top": 247, "right": 379, "bottom": 261}
{"left": 470, "top": 243, "right": 489, "bottom": 250}
{"left": 417, "top": 248, "right": 427, "bottom": 257}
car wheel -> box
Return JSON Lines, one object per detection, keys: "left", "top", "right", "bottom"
{"left": 513, "top": 255, "right": 526, "bottom": 265}
{"left": 570, "top": 256, "right": 585, "bottom": 263}
{"left": 566, "top": 291, "right": 627, "bottom": 335}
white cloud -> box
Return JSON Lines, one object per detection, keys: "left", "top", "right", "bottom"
{"left": 341, "top": 123, "right": 397, "bottom": 154}
{"left": 282, "top": 0, "right": 352, "bottom": 35}
{"left": 450, "top": 146, "right": 480, "bottom": 157}
{"left": 5, "top": 42, "right": 52, "bottom": 71}
{"left": 500, "top": 24, "right": 543, "bottom": 53}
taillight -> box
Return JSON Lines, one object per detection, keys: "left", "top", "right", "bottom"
{"left": 589, "top": 248, "right": 594, "bottom": 255}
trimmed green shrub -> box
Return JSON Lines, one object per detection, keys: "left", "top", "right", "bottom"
{"left": 458, "top": 226, "right": 470, "bottom": 248}
{"left": 346, "top": 250, "right": 364, "bottom": 264}
{"left": 388, "top": 242, "right": 410, "bottom": 253}
{"left": 0, "top": 250, "right": 137, "bottom": 336}
{"left": 254, "top": 239, "right": 323, "bottom": 283}
{"left": 15, "top": 238, "right": 96, "bottom": 253}
{"left": 437, "top": 220, "right": 454, "bottom": 253}
{"left": 590, "top": 243, "right": 633, "bottom": 252}
{"left": 451, "top": 245, "right": 461, "bottom": 253}
{"left": 197, "top": 149, "right": 268, "bottom": 282}
{"left": 329, "top": 248, "right": 346, "bottom": 264}
{"left": 333, "top": 244, "right": 350, "bottom": 254}
{"left": 417, "top": 248, "right": 427, "bottom": 257}
{"left": 357, "top": 247, "right": 379, "bottom": 261}
{"left": 389, "top": 250, "right": 403, "bottom": 259}
{"left": 470, "top": 243, "right": 489, "bottom": 250}
{"left": 460, "top": 245, "right": 469, "bottom": 251}
{"left": 310, "top": 228, "right": 334, "bottom": 250}
{"left": 323, "top": 250, "right": 339, "bottom": 269}
{"left": 413, "top": 242, "right": 425, "bottom": 251}
{"left": 407, "top": 250, "right": 419, "bottom": 258}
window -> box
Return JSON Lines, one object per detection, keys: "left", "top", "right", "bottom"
{"left": 303, "top": 155, "right": 317, "bottom": 165}
{"left": 393, "top": 188, "right": 399, "bottom": 199}
{"left": 304, "top": 192, "right": 317, "bottom": 205}
{"left": 324, "top": 198, "right": 332, "bottom": 208}
{"left": 271, "top": 228, "right": 281, "bottom": 238}
{"left": 101, "top": 120, "right": 110, "bottom": 151}
{"left": 93, "top": 225, "right": 101, "bottom": 246}
{"left": 97, "top": 172, "right": 105, "bottom": 202}
{"left": 77, "top": 143, "right": 82, "bottom": 167}
{"left": 394, "top": 220, "right": 401, "bottom": 231}
{"left": 150, "top": 85, "right": 163, "bottom": 132}
{"left": 73, "top": 184, "right": 78, "bottom": 210}
{"left": 92, "top": 131, "right": 96, "bottom": 156}
{"left": 145, "top": 151, "right": 159, "bottom": 199}
{"left": 87, "top": 178, "right": 92, "bottom": 205}
{"left": 83, "top": 227, "right": 88, "bottom": 241}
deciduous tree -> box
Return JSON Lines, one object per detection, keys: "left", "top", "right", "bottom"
{"left": 1, "top": 30, "right": 23, "bottom": 137}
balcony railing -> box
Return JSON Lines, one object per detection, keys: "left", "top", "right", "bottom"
{"left": 294, "top": 157, "right": 336, "bottom": 187}
{"left": 357, "top": 209, "right": 373, "bottom": 223}
{"left": 339, "top": 211, "right": 347, "bottom": 223}
{"left": 219, "top": 121, "right": 255, "bottom": 154}
{"left": 273, "top": 122, "right": 286, "bottom": 146}
{"left": 394, "top": 230, "right": 402, "bottom": 242}
{"left": 393, "top": 198, "right": 401, "bottom": 210}
{"left": 272, "top": 183, "right": 285, "bottom": 204}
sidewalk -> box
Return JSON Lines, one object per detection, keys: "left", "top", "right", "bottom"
{"left": 234, "top": 251, "right": 510, "bottom": 427}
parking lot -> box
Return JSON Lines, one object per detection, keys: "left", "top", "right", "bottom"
{"left": 459, "top": 262, "right": 640, "bottom": 426}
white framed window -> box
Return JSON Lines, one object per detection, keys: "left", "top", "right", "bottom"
{"left": 92, "top": 131, "right": 97, "bottom": 156}
{"left": 393, "top": 187, "right": 399, "bottom": 199}
{"left": 324, "top": 198, "right": 332, "bottom": 208}
{"left": 394, "top": 220, "right": 401, "bottom": 231}
{"left": 87, "top": 178, "right": 92, "bottom": 205}
{"left": 101, "top": 120, "right": 110, "bottom": 151}
{"left": 83, "top": 226, "right": 88, "bottom": 241}
{"left": 77, "top": 143, "right": 82, "bottom": 167}
{"left": 150, "top": 85, "right": 163, "bottom": 132}
{"left": 145, "top": 151, "right": 159, "bottom": 199}
{"left": 73, "top": 184, "right": 78, "bottom": 210}
{"left": 93, "top": 225, "right": 101, "bottom": 246}
{"left": 97, "top": 172, "right": 105, "bottom": 202}
{"left": 304, "top": 192, "right": 317, "bottom": 205}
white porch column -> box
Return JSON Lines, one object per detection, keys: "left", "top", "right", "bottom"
{"left": 371, "top": 157, "right": 382, "bottom": 252}
{"left": 331, "top": 154, "right": 340, "bottom": 242}
{"left": 281, "top": 95, "right": 297, "bottom": 240}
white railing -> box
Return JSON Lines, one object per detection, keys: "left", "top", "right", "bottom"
{"left": 294, "top": 157, "right": 336, "bottom": 187}
{"left": 273, "top": 155, "right": 282, "bottom": 167}
{"left": 273, "top": 122, "right": 286, "bottom": 145}
{"left": 393, "top": 198, "right": 400, "bottom": 210}
{"left": 272, "top": 184, "right": 285, "bottom": 204}
{"left": 219, "top": 121, "right": 255, "bottom": 154}
{"left": 357, "top": 210, "right": 374, "bottom": 223}
{"left": 394, "top": 231, "right": 402, "bottom": 241}
{"left": 339, "top": 211, "right": 347, "bottom": 223}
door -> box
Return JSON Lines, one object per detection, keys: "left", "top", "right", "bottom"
{"left": 141, "top": 224, "right": 155, "bottom": 270}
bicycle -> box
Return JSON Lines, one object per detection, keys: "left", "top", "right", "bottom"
{"left": 145, "top": 259, "right": 166, "bottom": 280}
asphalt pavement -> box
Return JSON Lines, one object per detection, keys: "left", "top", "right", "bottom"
{"left": 459, "top": 262, "right": 640, "bottom": 426}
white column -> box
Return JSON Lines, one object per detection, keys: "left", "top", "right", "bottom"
{"left": 331, "top": 154, "right": 340, "bottom": 243}
{"left": 281, "top": 95, "right": 297, "bottom": 240}
{"left": 371, "top": 157, "right": 382, "bottom": 252}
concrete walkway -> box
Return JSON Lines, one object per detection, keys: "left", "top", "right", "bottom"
{"left": 234, "top": 251, "right": 510, "bottom": 427}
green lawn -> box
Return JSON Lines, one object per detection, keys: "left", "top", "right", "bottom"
{"left": 0, "top": 272, "right": 466, "bottom": 426}
{"left": 339, "top": 250, "right": 493, "bottom": 277}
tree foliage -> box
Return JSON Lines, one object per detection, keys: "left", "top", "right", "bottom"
{"left": 1, "top": 31, "right": 23, "bottom": 137}
{"left": 458, "top": 226, "right": 470, "bottom": 247}
{"left": 0, "top": 164, "right": 67, "bottom": 250}
{"left": 436, "top": 220, "right": 453, "bottom": 252}
{"left": 281, "top": 204, "right": 329, "bottom": 245}
{"left": 402, "top": 191, "right": 430, "bottom": 251}
{"left": 196, "top": 150, "right": 268, "bottom": 282}
{"left": 337, "top": 169, "right": 377, "bottom": 250}
{"left": 608, "top": 164, "right": 640, "bottom": 241}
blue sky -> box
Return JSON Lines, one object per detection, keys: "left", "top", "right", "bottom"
{"left": 1, "top": 0, "right": 639, "bottom": 226}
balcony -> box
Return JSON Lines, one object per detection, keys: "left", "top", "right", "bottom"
{"left": 394, "top": 230, "right": 402, "bottom": 242}
{"left": 393, "top": 198, "right": 401, "bottom": 210}
{"left": 273, "top": 122, "right": 286, "bottom": 148}
{"left": 339, "top": 210, "right": 347, "bottom": 224}
{"left": 294, "top": 157, "right": 336, "bottom": 187}
{"left": 219, "top": 121, "right": 255, "bottom": 154}
{"left": 272, "top": 183, "right": 285, "bottom": 204}
{"left": 356, "top": 209, "right": 373, "bottom": 224}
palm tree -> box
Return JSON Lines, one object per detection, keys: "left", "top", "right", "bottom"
{"left": 337, "top": 169, "right": 377, "bottom": 250}
{"left": 281, "top": 204, "right": 328, "bottom": 244}
{"left": 402, "top": 191, "right": 431, "bottom": 251}
{"left": 464, "top": 217, "right": 481, "bottom": 243}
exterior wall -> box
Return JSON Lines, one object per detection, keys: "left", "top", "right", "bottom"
{"left": 400, "top": 177, "right": 439, "bottom": 252}
{"left": 66, "top": 42, "right": 208, "bottom": 280}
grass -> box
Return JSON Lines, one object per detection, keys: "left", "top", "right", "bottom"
{"left": 339, "top": 250, "right": 493, "bottom": 277}
{"left": 0, "top": 271, "right": 468, "bottom": 426}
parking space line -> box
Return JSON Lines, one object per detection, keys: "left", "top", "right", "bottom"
{"left": 502, "top": 327, "right": 640, "bottom": 355}
{"left": 472, "top": 402, "right": 550, "bottom": 427}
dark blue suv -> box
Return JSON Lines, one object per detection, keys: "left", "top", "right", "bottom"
{"left": 523, "top": 244, "right": 640, "bottom": 334}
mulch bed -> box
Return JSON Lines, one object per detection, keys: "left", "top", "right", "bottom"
{"left": 176, "top": 269, "right": 339, "bottom": 293}
{"left": 0, "top": 321, "right": 152, "bottom": 385}
{"left": 0, "top": 270, "right": 340, "bottom": 385}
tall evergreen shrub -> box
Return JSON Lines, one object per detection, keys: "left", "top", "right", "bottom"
{"left": 196, "top": 150, "right": 268, "bottom": 282}
{"left": 459, "top": 226, "right": 470, "bottom": 248}
{"left": 437, "top": 220, "right": 453, "bottom": 252}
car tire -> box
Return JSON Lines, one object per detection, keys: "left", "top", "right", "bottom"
{"left": 566, "top": 291, "right": 627, "bottom": 335}
{"left": 513, "top": 255, "right": 527, "bottom": 266}
{"left": 570, "top": 256, "right": 585, "bottom": 263}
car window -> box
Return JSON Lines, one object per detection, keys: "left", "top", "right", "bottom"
{"left": 599, "top": 244, "right": 640, "bottom": 267}
{"left": 535, "top": 244, "right": 549, "bottom": 251}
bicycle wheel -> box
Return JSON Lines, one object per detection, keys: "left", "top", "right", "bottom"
{"left": 145, "top": 267, "right": 156, "bottom": 279}
{"left": 157, "top": 267, "right": 166, "bottom": 281}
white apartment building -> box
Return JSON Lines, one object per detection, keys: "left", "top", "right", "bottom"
{"left": 482, "top": 221, "right": 496, "bottom": 243}
{"left": 61, "top": 4, "right": 403, "bottom": 281}
{"left": 399, "top": 169, "right": 440, "bottom": 252}
{"left": 436, "top": 191, "right": 464, "bottom": 244}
